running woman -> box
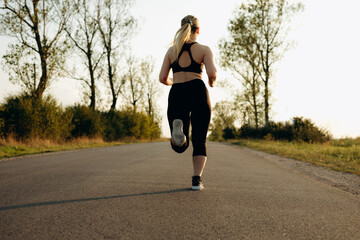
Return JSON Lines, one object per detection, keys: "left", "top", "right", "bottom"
{"left": 159, "top": 15, "right": 217, "bottom": 190}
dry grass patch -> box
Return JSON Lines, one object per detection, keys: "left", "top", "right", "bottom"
{"left": 0, "top": 137, "right": 167, "bottom": 159}
{"left": 233, "top": 139, "right": 360, "bottom": 175}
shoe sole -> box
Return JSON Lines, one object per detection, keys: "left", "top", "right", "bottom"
{"left": 192, "top": 185, "right": 204, "bottom": 191}
{"left": 171, "top": 119, "right": 186, "bottom": 146}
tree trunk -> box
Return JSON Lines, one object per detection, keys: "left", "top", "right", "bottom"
{"left": 264, "top": 79, "right": 269, "bottom": 126}
{"left": 90, "top": 81, "right": 96, "bottom": 110}
{"left": 111, "top": 96, "right": 117, "bottom": 111}
{"left": 107, "top": 53, "right": 117, "bottom": 111}
{"left": 34, "top": 60, "right": 47, "bottom": 99}
{"left": 33, "top": 1, "right": 47, "bottom": 99}
{"left": 147, "top": 93, "right": 152, "bottom": 118}
{"left": 87, "top": 52, "right": 96, "bottom": 110}
{"left": 253, "top": 90, "right": 259, "bottom": 129}
{"left": 264, "top": 46, "right": 270, "bottom": 126}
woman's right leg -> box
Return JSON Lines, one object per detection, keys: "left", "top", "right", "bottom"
{"left": 167, "top": 86, "right": 190, "bottom": 153}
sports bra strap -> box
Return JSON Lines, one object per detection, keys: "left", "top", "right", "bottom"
{"left": 178, "top": 42, "right": 196, "bottom": 61}
{"left": 170, "top": 42, "right": 203, "bottom": 74}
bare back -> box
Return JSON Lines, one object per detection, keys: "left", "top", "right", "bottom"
{"left": 170, "top": 43, "right": 204, "bottom": 83}
{"left": 159, "top": 42, "right": 217, "bottom": 86}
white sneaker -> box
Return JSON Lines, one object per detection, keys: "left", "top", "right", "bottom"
{"left": 192, "top": 176, "right": 204, "bottom": 190}
{"left": 171, "top": 119, "right": 186, "bottom": 146}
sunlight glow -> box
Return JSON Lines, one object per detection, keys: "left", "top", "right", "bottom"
{"left": 1, "top": 0, "right": 359, "bottom": 138}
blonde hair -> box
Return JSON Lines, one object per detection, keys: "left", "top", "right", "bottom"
{"left": 173, "top": 15, "right": 199, "bottom": 60}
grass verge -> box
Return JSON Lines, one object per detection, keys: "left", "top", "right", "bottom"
{"left": 232, "top": 139, "right": 360, "bottom": 175}
{"left": 0, "top": 137, "right": 168, "bottom": 160}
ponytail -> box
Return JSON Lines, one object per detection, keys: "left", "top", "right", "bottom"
{"left": 173, "top": 23, "right": 191, "bottom": 60}
{"left": 172, "top": 15, "right": 199, "bottom": 60}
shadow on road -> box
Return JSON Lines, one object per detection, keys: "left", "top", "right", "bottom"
{"left": 0, "top": 188, "right": 192, "bottom": 211}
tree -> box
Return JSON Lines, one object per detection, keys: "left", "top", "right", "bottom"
{"left": 65, "top": 0, "right": 104, "bottom": 110}
{"left": 241, "top": 67, "right": 263, "bottom": 129}
{"left": 209, "top": 101, "right": 238, "bottom": 141}
{"left": 0, "top": 0, "right": 71, "bottom": 98}
{"left": 120, "top": 55, "right": 144, "bottom": 112}
{"left": 219, "top": 0, "right": 303, "bottom": 125}
{"left": 219, "top": 35, "right": 263, "bottom": 129}
{"left": 1, "top": 45, "right": 39, "bottom": 93}
{"left": 96, "top": 0, "right": 137, "bottom": 110}
{"left": 141, "top": 56, "right": 161, "bottom": 122}
{"left": 234, "top": 85, "right": 264, "bottom": 129}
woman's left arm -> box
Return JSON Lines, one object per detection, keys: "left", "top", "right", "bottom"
{"left": 159, "top": 49, "right": 173, "bottom": 86}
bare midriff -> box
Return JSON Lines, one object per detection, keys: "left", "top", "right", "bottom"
{"left": 172, "top": 72, "right": 202, "bottom": 84}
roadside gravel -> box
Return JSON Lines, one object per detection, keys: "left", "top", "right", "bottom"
{"left": 239, "top": 146, "right": 360, "bottom": 195}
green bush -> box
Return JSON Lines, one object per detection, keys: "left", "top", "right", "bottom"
{"left": 0, "top": 105, "right": 4, "bottom": 138}
{"left": 0, "top": 94, "right": 162, "bottom": 142}
{"left": 102, "top": 110, "right": 126, "bottom": 141}
{"left": 0, "top": 94, "right": 73, "bottom": 141}
{"left": 103, "top": 109, "right": 161, "bottom": 140}
{"left": 238, "top": 117, "right": 331, "bottom": 143}
{"left": 222, "top": 126, "right": 238, "bottom": 140}
{"left": 68, "top": 105, "right": 103, "bottom": 138}
{"left": 209, "top": 122, "right": 225, "bottom": 142}
{"left": 291, "top": 117, "right": 331, "bottom": 143}
{"left": 148, "top": 120, "right": 161, "bottom": 140}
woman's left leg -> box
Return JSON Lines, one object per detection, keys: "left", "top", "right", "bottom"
{"left": 193, "top": 155, "right": 207, "bottom": 176}
{"left": 190, "top": 82, "right": 211, "bottom": 177}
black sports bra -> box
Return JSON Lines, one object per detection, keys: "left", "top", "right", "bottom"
{"left": 170, "top": 42, "right": 203, "bottom": 74}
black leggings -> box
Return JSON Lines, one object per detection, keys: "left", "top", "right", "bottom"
{"left": 167, "top": 79, "right": 211, "bottom": 156}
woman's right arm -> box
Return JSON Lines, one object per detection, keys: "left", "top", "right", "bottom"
{"left": 159, "top": 48, "right": 174, "bottom": 86}
{"left": 203, "top": 46, "right": 217, "bottom": 87}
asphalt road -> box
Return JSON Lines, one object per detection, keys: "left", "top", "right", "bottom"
{"left": 1, "top": 142, "right": 359, "bottom": 239}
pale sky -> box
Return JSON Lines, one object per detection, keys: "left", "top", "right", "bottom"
{"left": 1, "top": 0, "right": 360, "bottom": 138}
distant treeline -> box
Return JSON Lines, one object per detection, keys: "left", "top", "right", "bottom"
{"left": 0, "top": 94, "right": 161, "bottom": 142}
{"left": 210, "top": 116, "right": 331, "bottom": 143}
